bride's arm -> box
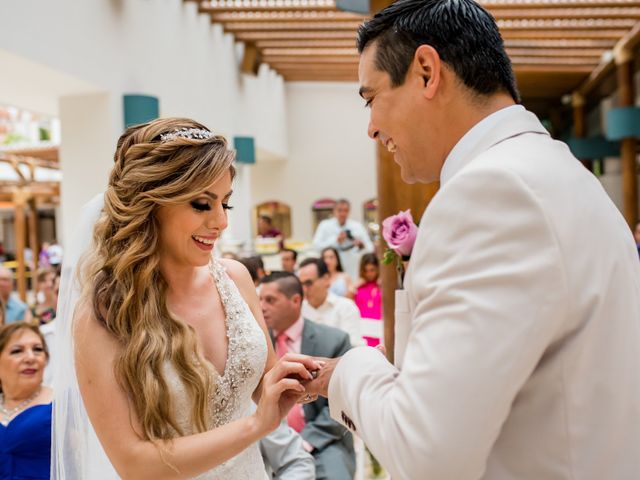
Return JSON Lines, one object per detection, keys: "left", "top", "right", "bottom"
{"left": 219, "top": 258, "right": 279, "bottom": 403}
{"left": 75, "top": 303, "right": 314, "bottom": 480}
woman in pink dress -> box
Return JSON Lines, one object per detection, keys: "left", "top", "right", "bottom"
{"left": 354, "top": 253, "right": 382, "bottom": 347}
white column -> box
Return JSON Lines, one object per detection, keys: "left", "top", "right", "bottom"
{"left": 221, "top": 163, "right": 254, "bottom": 254}
{"left": 58, "top": 92, "right": 121, "bottom": 246}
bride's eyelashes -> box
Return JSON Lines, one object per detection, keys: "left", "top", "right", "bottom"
{"left": 191, "top": 200, "right": 211, "bottom": 212}
{"left": 190, "top": 200, "right": 234, "bottom": 212}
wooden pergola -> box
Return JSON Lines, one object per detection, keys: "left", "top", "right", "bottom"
{"left": 188, "top": 0, "right": 640, "bottom": 359}
{"left": 190, "top": 0, "right": 638, "bottom": 96}
{"left": 0, "top": 146, "right": 60, "bottom": 301}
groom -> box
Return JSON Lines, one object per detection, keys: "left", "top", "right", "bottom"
{"left": 305, "top": 1, "right": 640, "bottom": 479}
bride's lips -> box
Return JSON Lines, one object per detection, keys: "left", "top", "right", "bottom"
{"left": 192, "top": 235, "right": 217, "bottom": 251}
{"left": 21, "top": 368, "right": 38, "bottom": 375}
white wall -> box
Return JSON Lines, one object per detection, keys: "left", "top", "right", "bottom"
{"left": 251, "top": 82, "right": 376, "bottom": 242}
{"left": 0, "top": 0, "right": 288, "bottom": 245}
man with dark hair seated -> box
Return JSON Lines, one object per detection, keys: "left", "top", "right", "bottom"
{"left": 259, "top": 272, "right": 355, "bottom": 480}
{"left": 279, "top": 249, "right": 298, "bottom": 274}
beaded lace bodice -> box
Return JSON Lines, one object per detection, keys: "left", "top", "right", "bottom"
{"left": 164, "top": 259, "right": 268, "bottom": 479}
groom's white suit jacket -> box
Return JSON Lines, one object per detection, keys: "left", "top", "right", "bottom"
{"left": 328, "top": 106, "right": 640, "bottom": 480}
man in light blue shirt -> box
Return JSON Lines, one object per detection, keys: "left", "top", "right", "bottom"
{"left": 0, "top": 266, "right": 32, "bottom": 323}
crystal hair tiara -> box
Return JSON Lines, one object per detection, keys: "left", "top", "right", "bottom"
{"left": 159, "top": 128, "right": 213, "bottom": 142}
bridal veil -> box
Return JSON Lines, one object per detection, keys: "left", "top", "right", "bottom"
{"left": 51, "top": 193, "right": 119, "bottom": 479}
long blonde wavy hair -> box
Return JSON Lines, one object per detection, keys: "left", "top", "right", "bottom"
{"left": 79, "top": 118, "right": 236, "bottom": 441}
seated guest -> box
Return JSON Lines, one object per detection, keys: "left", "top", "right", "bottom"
{"left": 260, "top": 416, "right": 316, "bottom": 479}
{"left": 0, "top": 322, "right": 52, "bottom": 480}
{"left": 280, "top": 248, "right": 298, "bottom": 274}
{"left": 321, "top": 247, "right": 353, "bottom": 297}
{"left": 259, "top": 272, "right": 355, "bottom": 480}
{"left": 31, "top": 269, "right": 58, "bottom": 325}
{"left": 239, "top": 255, "right": 266, "bottom": 287}
{"left": 258, "top": 215, "right": 284, "bottom": 250}
{"left": 354, "top": 253, "right": 383, "bottom": 347}
{"left": 0, "top": 267, "right": 32, "bottom": 324}
{"left": 298, "top": 258, "right": 362, "bottom": 346}
{"left": 258, "top": 215, "right": 282, "bottom": 238}
{"left": 38, "top": 243, "right": 50, "bottom": 269}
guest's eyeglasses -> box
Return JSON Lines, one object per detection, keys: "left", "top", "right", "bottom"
{"left": 301, "top": 278, "right": 317, "bottom": 288}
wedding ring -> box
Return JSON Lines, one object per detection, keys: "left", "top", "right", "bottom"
{"left": 304, "top": 394, "right": 312, "bottom": 402}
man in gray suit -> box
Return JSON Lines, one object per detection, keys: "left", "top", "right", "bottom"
{"left": 259, "top": 415, "right": 315, "bottom": 479}
{"left": 259, "top": 272, "right": 355, "bottom": 480}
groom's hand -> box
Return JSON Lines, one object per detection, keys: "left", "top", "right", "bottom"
{"left": 303, "top": 356, "right": 341, "bottom": 398}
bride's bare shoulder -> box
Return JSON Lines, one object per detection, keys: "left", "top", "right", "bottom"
{"left": 218, "top": 257, "right": 256, "bottom": 292}
{"left": 73, "top": 298, "right": 117, "bottom": 350}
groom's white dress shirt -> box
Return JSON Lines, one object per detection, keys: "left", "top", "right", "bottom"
{"left": 328, "top": 106, "right": 640, "bottom": 479}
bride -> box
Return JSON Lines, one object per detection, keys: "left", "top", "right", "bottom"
{"left": 52, "top": 118, "right": 319, "bottom": 479}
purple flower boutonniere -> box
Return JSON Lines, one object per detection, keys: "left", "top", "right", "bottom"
{"left": 381, "top": 209, "right": 418, "bottom": 289}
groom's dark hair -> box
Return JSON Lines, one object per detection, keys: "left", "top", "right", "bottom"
{"left": 260, "top": 271, "right": 304, "bottom": 299}
{"left": 357, "top": 0, "right": 519, "bottom": 102}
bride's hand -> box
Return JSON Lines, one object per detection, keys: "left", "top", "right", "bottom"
{"left": 254, "top": 353, "right": 321, "bottom": 435}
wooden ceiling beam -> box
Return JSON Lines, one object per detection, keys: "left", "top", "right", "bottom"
{"left": 224, "top": 21, "right": 634, "bottom": 34}
{"left": 283, "top": 76, "right": 358, "bottom": 81}
{"left": 270, "top": 62, "right": 357, "bottom": 69}
{"left": 277, "top": 70, "right": 356, "bottom": 74}
{"left": 235, "top": 31, "right": 356, "bottom": 40}
{"left": 280, "top": 72, "right": 357, "bottom": 77}
{"left": 269, "top": 61, "right": 599, "bottom": 72}
{"left": 480, "top": 0, "right": 640, "bottom": 8}
{"left": 504, "top": 38, "right": 616, "bottom": 47}
{"left": 224, "top": 21, "right": 361, "bottom": 31}
{"left": 264, "top": 56, "right": 358, "bottom": 63}
{"left": 209, "top": 10, "right": 365, "bottom": 21}
{"left": 235, "top": 29, "right": 630, "bottom": 41}
{"left": 500, "top": 29, "right": 628, "bottom": 39}
{"left": 262, "top": 47, "right": 357, "bottom": 55}
{"left": 514, "top": 64, "right": 595, "bottom": 73}
{"left": 260, "top": 47, "right": 605, "bottom": 58}
{"left": 506, "top": 47, "right": 606, "bottom": 57}
{"left": 257, "top": 39, "right": 356, "bottom": 48}
{"left": 510, "top": 55, "right": 599, "bottom": 65}
{"left": 490, "top": 6, "right": 640, "bottom": 18}
{"left": 496, "top": 18, "right": 636, "bottom": 29}
{"left": 198, "top": 0, "right": 337, "bottom": 13}
{"left": 256, "top": 38, "right": 617, "bottom": 49}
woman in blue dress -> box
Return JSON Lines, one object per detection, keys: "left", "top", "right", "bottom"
{"left": 321, "top": 247, "right": 354, "bottom": 298}
{"left": 0, "top": 322, "right": 52, "bottom": 479}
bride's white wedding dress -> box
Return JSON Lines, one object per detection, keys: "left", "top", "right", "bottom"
{"left": 52, "top": 194, "right": 269, "bottom": 479}
{"left": 167, "top": 258, "right": 268, "bottom": 479}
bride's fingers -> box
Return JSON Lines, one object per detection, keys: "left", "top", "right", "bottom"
{"left": 270, "top": 360, "right": 316, "bottom": 381}
{"left": 266, "top": 378, "right": 305, "bottom": 402}
{"left": 280, "top": 353, "right": 323, "bottom": 372}
{"left": 271, "top": 378, "right": 304, "bottom": 395}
